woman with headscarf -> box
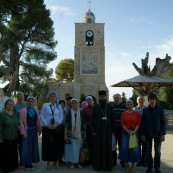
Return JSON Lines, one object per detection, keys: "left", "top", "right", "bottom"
{"left": 40, "top": 92, "right": 64, "bottom": 170}
{"left": 119, "top": 100, "right": 140, "bottom": 173}
{"left": 81, "top": 101, "right": 88, "bottom": 110}
{"left": 0, "top": 99, "right": 18, "bottom": 172}
{"left": 63, "top": 98, "right": 87, "bottom": 169}
{"left": 82, "top": 96, "right": 94, "bottom": 163}
{"left": 19, "top": 96, "right": 42, "bottom": 170}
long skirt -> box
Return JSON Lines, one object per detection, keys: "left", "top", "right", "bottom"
{"left": 119, "top": 130, "right": 140, "bottom": 163}
{"left": 86, "top": 128, "right": 94, "bottom": 163}
{"left": 63, "top": 137, "right": 83, "bottom": 163}
{"left": 0, "top": 139, "right": 18, "bottom": 172}
{"left": 42, "top": 127, "right": 64, "bottom": 161}
{"left": 20, "top": 129, "right": 40, "bottom": 165}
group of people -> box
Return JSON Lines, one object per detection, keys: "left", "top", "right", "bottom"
{"left": 111, "top": 93, "right": 166, "bottom": 173}
{"left": 0, "top": 90, "right": 166, "bottom": 173}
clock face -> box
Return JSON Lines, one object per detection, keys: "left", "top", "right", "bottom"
{"left": 86, "top": 30, "right": 93, "bottom": 37}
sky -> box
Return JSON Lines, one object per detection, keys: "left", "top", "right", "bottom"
{"left": 44, "top": 0, "right": 173, "bottom": 101}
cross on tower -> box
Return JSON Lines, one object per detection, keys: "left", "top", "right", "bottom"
{"left": 88, "top": 0, "right": 92, "bottom": 9}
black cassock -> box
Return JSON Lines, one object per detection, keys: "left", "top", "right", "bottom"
{"left": 91, "top": 102, "right": 114, "bottom": 171}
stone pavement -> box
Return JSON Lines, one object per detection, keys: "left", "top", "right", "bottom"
{"left": 12, "top": 118, "right": 173, "bottom": 173}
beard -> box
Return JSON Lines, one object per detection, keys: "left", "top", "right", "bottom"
{"left": 99, "top": 99, "right": 107, "bottom": 107}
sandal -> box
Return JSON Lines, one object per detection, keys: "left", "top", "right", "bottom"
{"left": 47, "top": 162, "right": 51, "bottom": 171}
{"left": 56, "top": 161, "right": 59, "bottom": 170}
{"left": 70, "top": 165, "right": 75, "bottom": 170}
{"left": 125, "top": 166, "right": 130, "bottom": 173}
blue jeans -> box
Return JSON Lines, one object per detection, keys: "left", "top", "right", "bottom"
{"left": 20, "top": 129, "right": 40, "bottom": 165}
{"left": 145, "top": 137, "right": 161, "bottom": 171}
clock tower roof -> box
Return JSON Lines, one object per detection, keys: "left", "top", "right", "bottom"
{"left": 83, "top": 9, "right": 95, "bottom": 23}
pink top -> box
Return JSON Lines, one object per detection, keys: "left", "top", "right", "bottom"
{"left": 82, "top": 105, "right": 93, "bottom": 127}
{"left": 121, "top": 111, "right": 140, "bottom": 130}
{"left": 19, "top": 107, "right": 42, "bottom": 135}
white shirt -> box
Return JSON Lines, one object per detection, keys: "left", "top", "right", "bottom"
{"left": 40, "top": 102, "right": 63, "bottom": 127}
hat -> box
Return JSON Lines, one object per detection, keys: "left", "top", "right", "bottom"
{"left": 82, "top": 101, "right": 87, "bottom": 105}
{"left": 86, "top": 96, "right": 93, "bottom": 100}
{"left": 126, "top": 100, "right": 133, "bottom": 104}
{"left": 99, "top": 90, "right": 107, "bottom": 96}
{"left": 49, "top": 91, "right": 58, "bottom": 97}
{"left": 71, "top": 98, "right": 78, "bottom": 103}
{"left": 27, "top": 96, "right": 35, "bottom": 101}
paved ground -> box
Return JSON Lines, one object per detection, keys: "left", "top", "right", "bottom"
{"left": 11, "top": 118, "right": 173, "bottom": 173}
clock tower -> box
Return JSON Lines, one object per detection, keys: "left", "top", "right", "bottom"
{"left": 44, "top": 8, "right": 109, "bottom": 104}
{"left": 73, "top": 9, "right": 108, "bottom": 101}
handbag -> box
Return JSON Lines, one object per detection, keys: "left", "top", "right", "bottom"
{"left": 128, "top": 133, "right": 138, "bottom": 149}
{"left": 79, "top": 140, "right": 90, "bottom": 165}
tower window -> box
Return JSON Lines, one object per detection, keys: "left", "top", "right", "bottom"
{"left": 87, "top": 18, "right": 91, "bottom": 23}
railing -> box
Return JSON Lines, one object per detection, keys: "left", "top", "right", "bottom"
{"left": 165, "top": 110, "right": 173, "bottom": 128}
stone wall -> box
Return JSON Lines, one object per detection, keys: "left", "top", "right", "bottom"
{"left": 38, "top": 81, "right": 109, "bottom": 107}
{"left": 48, "top": 82, "right": 73, "bottom": 100}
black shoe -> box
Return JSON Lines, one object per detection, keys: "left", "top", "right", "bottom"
{"left": 155, "top": 170, "right": 161, "bottom": 173}
{"left": 121, "top": 162, "right": 126, "bottom": 168}
{"left": 136, "top": 162, "right": 142, "bottom": 166}
{"left": 29, "top": 165, "right": 34, "bottom": 170}
{"left": 1, "top": 169, "right": 10, "bottom": 173}
{"left": 114, "top": 162, "right": 117, "bottom": 166}
{"left": 93, "top": 168, "right": 101, "bottom": 171}
{"left": 146, "top": 168, "right": 152, "bottom": 173}
{"left": 143, "top": 162, "right": 147, "bottom": 167}
{"left": 25, "top": 165, "right": 34, "bottom": 171}
{"left": 112, "top": 160, "right": 117, "bottom": 166}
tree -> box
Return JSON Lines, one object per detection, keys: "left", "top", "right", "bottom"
{"left": 80, "top": 93, "right": 86, "bottom": 107}
{"left": 121, "top": 92, "right": 127, "bottom": 105}
{"left": 0, "top": 0, "right": 57, "bottom": 97}
{"left": 155, "top": 63, "right": 173, "bottom": 109}
{"left": 55, "top": 58, "right": 74, "bottom": 82}
{"left": 161, "top": 63, "right": 173, "bottom": 109}
{"left": 163, "top": 87, "right": 173, "bottom": 109}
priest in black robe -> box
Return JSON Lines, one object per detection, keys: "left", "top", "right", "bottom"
{"left": 91, "top": 90, "right": 114, "bottom": 171}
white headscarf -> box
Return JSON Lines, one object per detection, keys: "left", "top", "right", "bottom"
{"left": 71, "top": 98, "right": 81, "bottom": 141}
{"left": 86, "top": 95, "right": 94, "bottom": 104}
{"left": 27, "top": 96, "right": 35, "bottom": 101}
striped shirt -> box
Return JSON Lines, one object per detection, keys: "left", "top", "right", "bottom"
{"left": 112, "top": 103, "right": 126, "bottom": 126}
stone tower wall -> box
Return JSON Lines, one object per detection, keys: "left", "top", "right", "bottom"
{"left": 74, "top": 23, "right": 105, "bottom": 84}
